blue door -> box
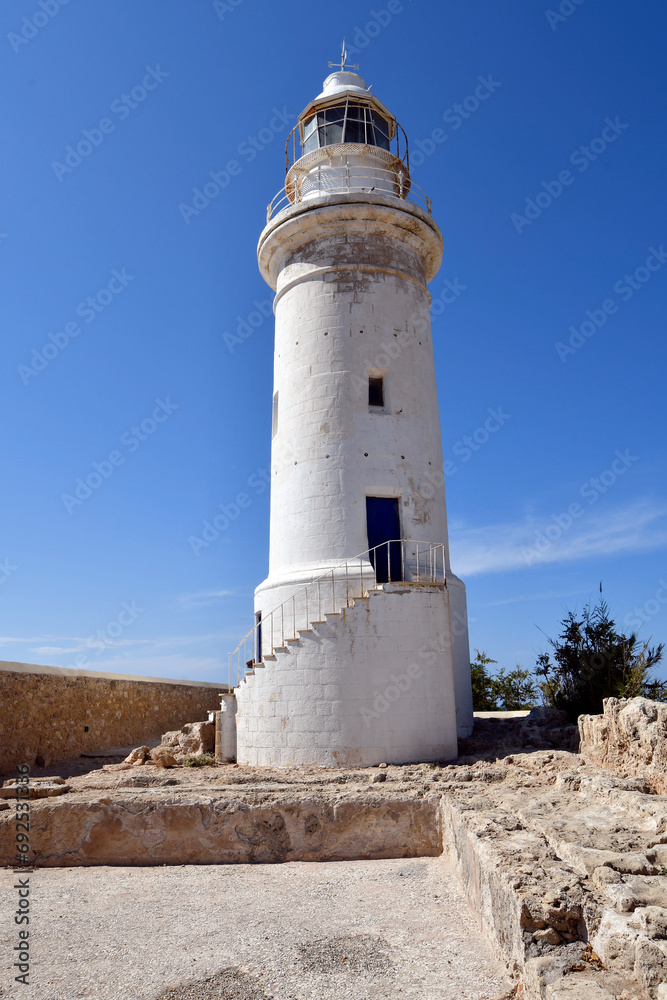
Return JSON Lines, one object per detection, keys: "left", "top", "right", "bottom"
{"left": 366, "top": 497, "right": 401, "bottom": 583}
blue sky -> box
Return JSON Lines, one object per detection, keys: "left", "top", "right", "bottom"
{"left": 2, "top": 0, "right": 666, "bottom": 686}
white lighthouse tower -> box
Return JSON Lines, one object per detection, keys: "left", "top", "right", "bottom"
{"left": 231, "top": 54, "right": 473, "bottom": 767}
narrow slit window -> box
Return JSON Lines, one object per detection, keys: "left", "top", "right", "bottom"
{"left": 272, "top": 391, "right": 279, "bottom": 438}
{"left": 368, "top": 376, "right": 384, "bottom": 408}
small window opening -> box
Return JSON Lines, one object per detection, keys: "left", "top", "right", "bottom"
{"left": 272, "top": 391, "right": 279, "bottom": 438}
{"left": 369, "top": 376, "right": 384, "bottom": 408}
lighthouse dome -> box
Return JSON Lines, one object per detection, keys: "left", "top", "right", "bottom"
{"left": 318, "top": 70, "right": 369, "bottom": 98}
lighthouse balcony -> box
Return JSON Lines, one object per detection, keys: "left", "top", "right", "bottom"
{"left": 267, "top": 144, "right": 432, "bottom": 221}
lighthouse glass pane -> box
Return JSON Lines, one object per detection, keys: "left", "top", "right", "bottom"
{"left": 370, "top": 111, "right": 391, "bottom": 150}
{"left": 303, "top": 115, "right": 318, "bottom": 154}
{"left": 344, "top": 116, "right": 366, "bottom": 144}
{"left": 302, "top": 104, "right": 392, "bottom": 153}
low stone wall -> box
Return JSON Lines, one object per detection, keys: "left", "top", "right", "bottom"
{"left": 579, "top": 696, "right": 667, "bottom": 794}
{"left": 0, "top": 661, "right": 226, "bottom": 773}
{"left": 2, "top": 792, "right": 441, "bottom": 867}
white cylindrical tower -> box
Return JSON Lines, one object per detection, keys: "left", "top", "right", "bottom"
{"left": 234, "top": 64, "right": 473, "bottom": 766}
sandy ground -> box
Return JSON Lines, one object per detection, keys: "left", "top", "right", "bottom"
{"left": 0, "top": 856, "right": 513, "bottom": 1000}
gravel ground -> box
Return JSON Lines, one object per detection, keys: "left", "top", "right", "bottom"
{"left": 0, "top": 857, "right": 512, "bottom": 1000}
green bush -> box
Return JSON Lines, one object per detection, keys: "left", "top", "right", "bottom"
{"left": 471, "top": 649, "right": 539, "bottom": 712}
{"left": 535, "top": 599, "right": 665, "bottom": 721}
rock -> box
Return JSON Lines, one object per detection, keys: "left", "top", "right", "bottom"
{"left": 630, "top": 906, "right": 667, "bottom": 940}
{"left": 579, "top": 697, "right": 667, "bottom": 794}
{"left": 603, "top": 875, "right": 667, "bottom": 913}
{"left": 593, "top": 866, "right": 623, "bottom": 890}
{"left": 647, "top": 844, "right": 667, "bottom": 868}
{"left": 378, "top": 762, "right": 388, "bottom": 769}
{"left": 372, "top": 772, "right": 387, "bottom": 783}
{"left": 533, "top": 927, "right": 562, "bottom": 945}
{"left": 158, "top": 721, "right": 215, "bottom": 760}
{"left": 150, "top": 747, "right": 178, "bottom": 768}
{"left": 560, "top": 843, "right": 658, "bottom": 876}
{"left": 0, "top": 780, "right": 70, "bottom": 799}
{"left": 544, "top": 976, "right": 617, "bottom": 999}
{"left": 123, "top": 746, "right": 150, "bottom": 765}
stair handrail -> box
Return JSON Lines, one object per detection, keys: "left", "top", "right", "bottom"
{"left": 227, "top": 539, "right": 447, "bottom": 689}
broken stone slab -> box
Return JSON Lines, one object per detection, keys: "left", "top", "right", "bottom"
{"left": 558, "top": 842, "right": 659, "bottom": 877}
{"left": 156, "top": 720, "right": 215, "bottom": 760}
{"left": 629, "top": 907, "right": 667, "bottom": 941}
{"left": 0, "top": 778, "right": 70, "bottom": 798}
{"left": 601, "top": 874, "right": 667, "bottom": 914}
{"left": 580, "top": 697, "right": 667, "bottom": 795}
{"left": 544, "top": 975, "right": 619, "bottom": 999}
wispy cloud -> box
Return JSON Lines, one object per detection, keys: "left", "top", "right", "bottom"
{"left": 175, "top": 589, "right": 237, "bottom": 610}
{"left": 450, "top": 500, "right": 667, "bottom": 576}
{"left": 0, "top": 631, "right": 237, "bottom": 659}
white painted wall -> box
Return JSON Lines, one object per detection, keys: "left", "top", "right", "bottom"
{"left": 251, "top": 192, "right": 474, "bottom": 740}
{"left": 236, "top": 584, "right": 458, "bottom": 767}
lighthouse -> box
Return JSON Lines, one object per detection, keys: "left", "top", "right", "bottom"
{"left": 231, "top": 52, "right": 473, "bottom": 767}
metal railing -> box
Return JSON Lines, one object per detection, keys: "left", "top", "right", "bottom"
{"left": 267, "top": 160, "right": 432, "bottom": 221}
{"left": 228, "top": 539, "right": 446, "bottom": 689}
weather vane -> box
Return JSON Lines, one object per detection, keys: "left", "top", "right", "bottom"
{"left": 328, "top": 38, "right": 359, "bottom": 73}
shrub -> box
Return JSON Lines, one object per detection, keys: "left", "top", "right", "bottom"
{"left": 535, "top": 599, "right": 665, "bottom": 721}
{"left": 471, "top": 649, "right": 539, "bottom": 711}
{"left": 180, "top": 753, "right": 216, "bottom": 767}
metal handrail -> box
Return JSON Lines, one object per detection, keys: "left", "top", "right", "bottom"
{"left": 227, "top": 539, "right": 447, "bottom": 689}
{"left": 267, "top": 160, "right": 432, "bottom": 221}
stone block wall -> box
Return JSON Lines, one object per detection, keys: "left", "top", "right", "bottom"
{"left": 236, "top": 583, "right": 458, "bottom": 767}
{"left": 0, "top": 661, "right": 226, "bottom": 773}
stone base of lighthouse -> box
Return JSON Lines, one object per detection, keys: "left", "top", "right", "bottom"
{"left": 235, "top": 583, "right": 458, "bottom": 768}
